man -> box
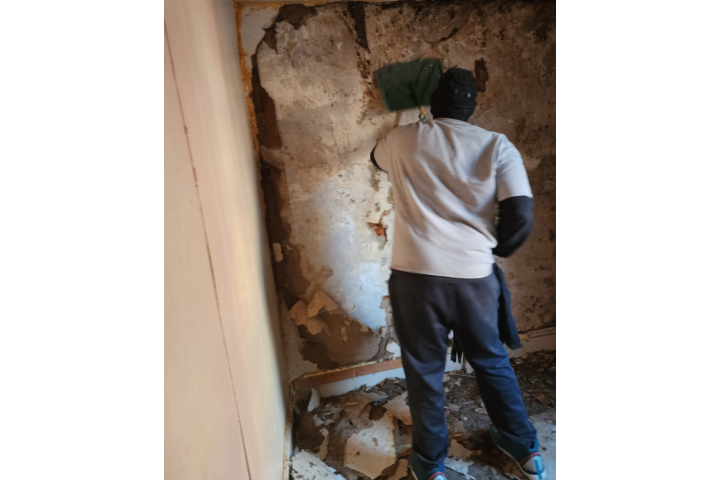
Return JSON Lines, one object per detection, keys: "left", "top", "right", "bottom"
{"left": 371, "top": 68, "right": 546, "bottom": 480}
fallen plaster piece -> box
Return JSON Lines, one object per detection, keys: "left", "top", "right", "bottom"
{"left": 444, "top": 439, "right": 480, "bottom": 478}
{"left": 308, "top": 388, "right": 320, "bottom": 412}
{"left": 308, "top": 290, "right": 340, "bottom": 317}
{"left": 343, "top": 392, "right": 387, "bottom": 421}
{"left": 387, "top": 458, "right": 409, "bottom": 480}
{"left": 289, "top": 300, "right": 310, "bottom": 326}
{"left": 273, "top": 242, "right": 284, "bottom": 262}
{"left": 445, "top": 457, "right": 475, "bottom": 478}
{"left": 344, "top": 412, "right": 396, "bottom": 479}
{"left": 291, "top": 451, "right": 338, "bottom": 480}
{"left": 306, "top": 317, "right": 330, "bottom": 335}
{"left": 386, "top": 341, "right": 399, "bottom": 354}
{"left": 312, "top": 428, "right": 329, "bottom": 461}
{"left": 384, "top": 392, "right": 412, "bottom": 425}
{"left": 449, "top": 439, "right": 478, "bottom": 459}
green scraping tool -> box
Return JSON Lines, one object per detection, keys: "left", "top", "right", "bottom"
{"left": 374, "top": 59, "right": 443, "bottom": 122}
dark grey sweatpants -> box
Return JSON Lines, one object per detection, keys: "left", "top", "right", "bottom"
{"left": 389, "top": 269, "right": 537, "bottom": 472}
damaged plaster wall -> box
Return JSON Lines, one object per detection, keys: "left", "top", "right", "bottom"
{"left": 238, "top": 0, "right": 555, "bottom": 378}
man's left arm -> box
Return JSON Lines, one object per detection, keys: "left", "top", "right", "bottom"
{"left": 493, "top": 135, "right": 534, "bottom": 258}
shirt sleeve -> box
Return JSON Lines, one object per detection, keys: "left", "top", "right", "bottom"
{"left": 495, "top": 134, "right": 532, "bottom": 201}
{"left": 372, "top": 129, "right": 394, "bottom": 172}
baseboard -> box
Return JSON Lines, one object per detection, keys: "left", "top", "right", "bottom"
{"left": 293, "top": 327, "right": 556, "bottom": 398}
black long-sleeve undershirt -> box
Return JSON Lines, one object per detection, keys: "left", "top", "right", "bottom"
{"left": 493, "top": 196, "right": 534, "bottom": 258}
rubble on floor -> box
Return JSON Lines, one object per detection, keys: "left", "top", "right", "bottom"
{"left": 290, "top": 351, "right": 556, "bottom": 480}
{"left": 288, "top": 290, "right": 399, "bottom": 368}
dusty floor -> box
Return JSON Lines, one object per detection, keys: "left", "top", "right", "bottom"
{"left": 290, "top": 351, "right": 556, "bottom": 480}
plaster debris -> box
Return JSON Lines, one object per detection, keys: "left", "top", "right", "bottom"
{"left": 449, "top": 439, "right": 477, "bottom": 459}
{"left": 291, "top": 451, "right": 338, "bottom": 480}
{"left": 273, "top": 242, "right": 284, "bottom": 262}
{"left": 384, "top": 391, "right": 412, "bottom": 425}
{"left": 289, "top": 300, "right": 310, "bottom": 326}
{"left": 343, "top": 392, "right": 387, "bottom": 422}
{"left": 387, "top": 458, "right": 409, "bottom": 480}
{"left": 446, "top": 413, "right": 469, "bottom": 442}
{"left": 308, "top": 388, "right": 320, "bottom": 412}
{"left": 297, "top": 410, "right": 326, "bottom": 451}
{"left": 445, "top": 439, "right": 480, "bottom": 478}
{"left": 350, "top": 404, "right": 374, "bottom": 430}
{"left": 313, "top": 428, "right": 330, "bottom": 461}
{"left": 306, "top": 317, "right": 330, "bottom": 335}
{"left": 308, "top": 290, "right": 340, "bottom": 317}
{"left": 344, "top": 412, "right": 396, "bottom": 479}
{"left": 385, "top": 341, "right": 399, "bottom": 354}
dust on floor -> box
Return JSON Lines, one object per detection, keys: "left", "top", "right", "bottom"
{"left": 290, "top": 351, "right": 556, "bottom": 480}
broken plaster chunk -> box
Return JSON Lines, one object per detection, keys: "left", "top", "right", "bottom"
{"left": 384, "top": 392, "right": 412, "bottom": 425}
{"left": 445, "top": 439, "right": 480, "bottom": 477}
{"left": 446, "top": 413, "right": 468, "bottom": 442}
{"left": 307, "top": 290, "right": 340, "bottom": 317}
{"left": 387, "top": 458, "right": 409, "bottom": 480}
{"left": 273, "top": 242, "right": 284, "bottom": 262}
{"left": 291, "top": 451, "right": 337, "bottom": 480}
{"left": 386, "top": 341, "right": 399, "bottom": 354}
{"left": 313, "top": 428, "right": 329, "bottom": 461}
{"left": 306, "top": 317, "right": 330, "bottom": 336}
{"left": 308, "top": 388, "right": 320, "bottom": 412}
{"left": 289, "top": 300, "right": 309, "bottom": 326}
{"left": 344, "top": 412, "right": 396, "bottom": 479}
{"left": 343, "top": 392, "right": 387, "bottom": 421}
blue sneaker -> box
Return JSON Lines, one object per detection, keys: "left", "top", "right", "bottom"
{"left": 409, "top": 452, "right": 447, "bottom": 480}
{"left": 490, "top": 426, "right": 547, "bottom": 480}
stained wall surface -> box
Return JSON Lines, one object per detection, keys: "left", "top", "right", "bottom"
{"left": 165, "top": 0, "right": 290, "bottom": 478}
{"left": 240, "top": 0, "right": 556, "bottom": 377}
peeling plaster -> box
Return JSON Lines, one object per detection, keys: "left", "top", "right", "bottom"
{"left": 239, "top": 0, "right": 555, "bottom": 378}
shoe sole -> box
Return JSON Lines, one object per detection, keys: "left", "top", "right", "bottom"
{"left": 411, "top": 467, "right": 447, "bottom": 480}
{"left": 493, "top": 442, "right": 547, "bottom": 480}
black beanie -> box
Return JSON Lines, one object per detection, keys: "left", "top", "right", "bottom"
{"left": 430, "top": 67, "right": 477, "bottom": 121}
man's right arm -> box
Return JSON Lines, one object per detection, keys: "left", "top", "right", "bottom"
{"left": 370, "top": 146, "right": 385, "bottom": 172}
{"left": 370, "top": 130, "right": 394, "bottom": 172}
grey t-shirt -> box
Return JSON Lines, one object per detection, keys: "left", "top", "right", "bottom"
{"left": 373, "top": 118, "right": 532, "bottom": 279}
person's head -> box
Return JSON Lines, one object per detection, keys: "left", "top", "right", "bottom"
{"left": 430, "top": 67, "right": 477, "bottom": 122}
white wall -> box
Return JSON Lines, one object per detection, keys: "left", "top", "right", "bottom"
{"left": 164, "top": 0, "right": 289, "bottom": 478}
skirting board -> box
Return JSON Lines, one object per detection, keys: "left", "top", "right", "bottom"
{"left": 293, "top": 327, "right": 555, "bottom": 398}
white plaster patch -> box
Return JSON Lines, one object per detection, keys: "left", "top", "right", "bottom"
{"left": 344, "top": 412, "right": 396, "bottom": 479}
{"left": 308, "top": 388, "right": 320, "bottom": 412}
{"left": 291, "top": 451, "right": 337, "bottom": 480}
{"left": 240, "top": 5, "right": 278, "bottom": 75}
{"left": 273, "top": 242, "right": 284, "bottom": 262}
{"left": 386, "top": 341, "right": 399, "bottom": 354}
